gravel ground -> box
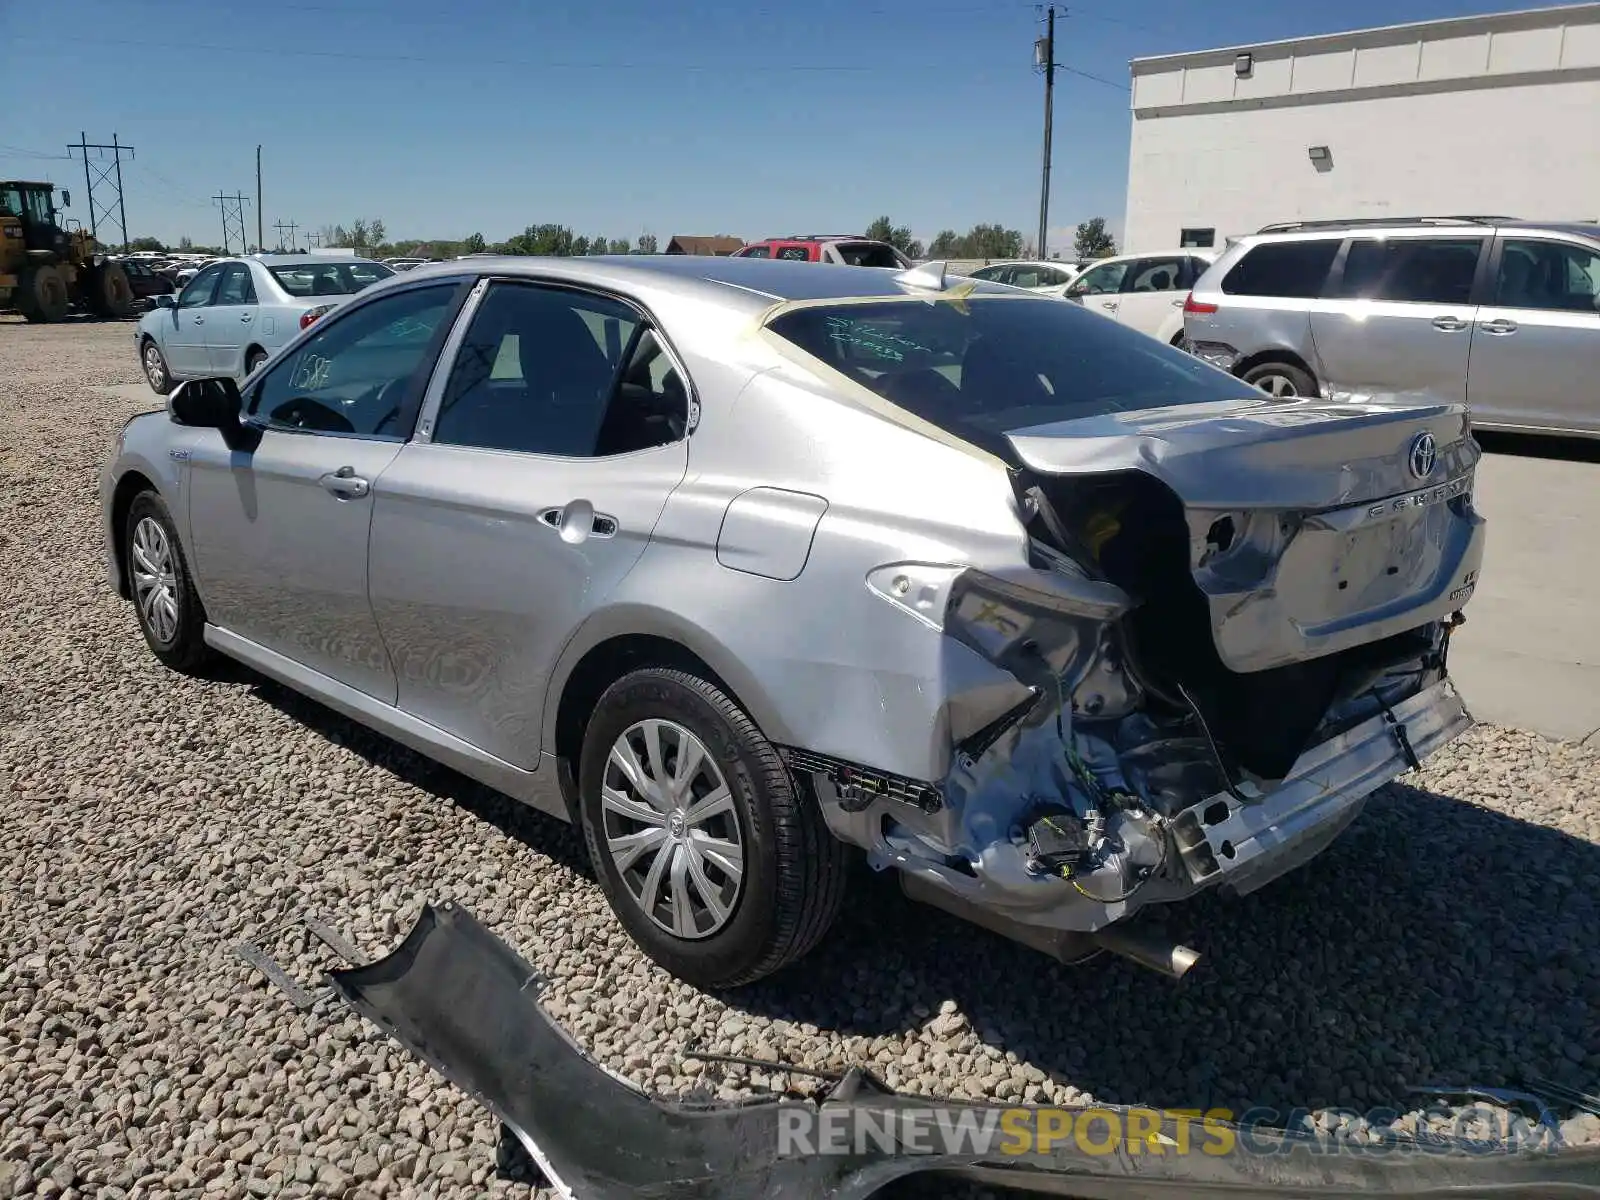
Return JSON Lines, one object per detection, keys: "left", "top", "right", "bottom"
{"left": 3, "top": 316, "right": 1599, "bottom": 1199}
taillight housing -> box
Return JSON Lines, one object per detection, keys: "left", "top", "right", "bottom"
{"left": 1183, "top": 293, "right": 1218, "bottom": 316}
{"left": 300, "top": 303, "right": 334, "bottom": 330}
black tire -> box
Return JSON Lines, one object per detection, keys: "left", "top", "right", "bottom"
{"left": 19, "top": 265, "right": 69, "bottom": 323}
{"left": 578, "top": 668, "right": 847, "bottom": 989}
{"left": 124, "top": 491, "right": 212, "bottom": 673}
{"left": 141, "top": 338, "right": 173, "bottom": 395}
{"left": 245, "top": 347, "right": 269, "bottom": 376}
{"left": 88, "top": 262, "right": 135, "bottom": 319}
{"left": 1241, "top": 359, "right": 1317, "bottom": 399}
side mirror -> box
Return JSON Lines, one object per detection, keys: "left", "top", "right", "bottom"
{"left": 168, "top": 378, "right": 260, "bottom": 452}
{"left": 61, "top": 189, "right": 72, "bottom": 208}
{"left": 153, "top": 294, "right": 175, "bottom": 309}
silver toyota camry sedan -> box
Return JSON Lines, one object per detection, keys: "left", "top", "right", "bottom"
{"left": 99, "top": 254, "right": 1485, "bottom": 989}
{"left": 135, "top": 253, "right": 394, "bottom": 395}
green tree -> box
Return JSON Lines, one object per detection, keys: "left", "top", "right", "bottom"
{"left": 962, "top": 224, "right": 1023, "bottom": 259}
{"left": 927, "top": 230, "right": 960, "bottom": 256}
{"left": 504, "top": 224, "right": 577, "bottom": 256}
{"left": 1073, "top": 217, "right": 1117, "bottom": 261}
{"left": 608, "top": 237, "right": 632, "bottom": 254}
{"left": 572, "top": 235, "right": 592, "bottom": 256}
{"left": 464, "top": 232, "right": 487, "bottom": 254}
{"left": 129, "top": 236, "right": 166, "bottom": 252}
{"left": 636, "top": 232, "right": 658, "bottom": 254}
{"left": 865, "top": 215, "right": 923, "bottom": 260}
{"left": 588, "top": 234, "right": 608, "bottom": 255}
{"left": 178, "top": 235, "right": 194, "bottom": 250}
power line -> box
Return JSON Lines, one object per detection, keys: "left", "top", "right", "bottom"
{"left": 1058, "top": 64, "right": 1128, "bottom": 91}
{"left": 67, "top": 133, "right": 135, "bottom": 252}
{"left": 273, "top": 218, "right": 298, "bottom": 251}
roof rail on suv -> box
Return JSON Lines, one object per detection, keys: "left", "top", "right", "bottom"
{"left": 1255, "top": 216, "right": 1517, "bottom": 233}
{"left": 782, "top": 233, "right": 867, "bottom": 241}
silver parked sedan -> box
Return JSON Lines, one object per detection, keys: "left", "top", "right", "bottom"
{"left": 135, "top": 254, "right": 395, "bottom": 394}
{"left": 100, "top": 255, "right": 1485, "bottom": 989}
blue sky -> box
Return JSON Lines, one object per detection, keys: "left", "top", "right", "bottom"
{"left": 1, "top": 0, "right": 1530, "bottom": 254}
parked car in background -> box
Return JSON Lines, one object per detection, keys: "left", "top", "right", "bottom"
{"left": 135, "top": 254, "right": 396, "bottom": 394}
{"left": 384, "top": 257, "right": 434, "bottom": 272}
{"left": 966, "top": 259, "right": 1082, "bottom": 295}
{"left": 102, "top": 254, "right": 1482, "bottom": 990}
{"left": 1183, "top": 216, "right": 1600, "bottom": 437}
{"left": 1063, "top": 249, "right": 1217, "bottom": 346}
{"left": 112, "top": 258, "right": 176, "bottom": 305}
{"left": 731, "top": 234, "right": 912, "bottom": 268}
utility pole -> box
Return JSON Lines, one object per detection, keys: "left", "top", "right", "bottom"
{"left": 67, "top": 132, "right": 136, "bottom": 250}
{"left": 307, "top": 231, "right": 322, "bottom": 248}
{"left": 273, "top": 218, "right": 298, "bottom": 251}
{"left": 213, "top": 191, "right": 250, "bottom": 254}
{"left": 256, "top": 146, "right": 264, "bottom": 253}
{"left": 1034, "top": 6, "right": 1057, "bottom": 260}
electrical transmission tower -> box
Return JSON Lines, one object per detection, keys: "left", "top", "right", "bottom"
{"left": 307, "top": 231, "right": 322, "bottom": 248}
{"left": 273, "top": 218, "right": 298, "bottom": 251}
{"left": 213, "top": 191, "right": 251, "bottom": 254}
{"left": 66, "top": 132, "right": 135, "bottom": 251}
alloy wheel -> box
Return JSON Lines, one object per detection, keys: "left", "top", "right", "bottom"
{"left": 600, "top": 718, "right": 744, "bottom": 940}
{"left": 1253, "top": 371, "right": 1300, "bottom": 397}
{"left": 130, "top": 516, "right": 180, "bottom": 645}
{"left": 143, "top": 344, "right": 166, "bottom": 389}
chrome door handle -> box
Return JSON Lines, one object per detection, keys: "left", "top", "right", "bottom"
{"left": 319, "top": 466, "right": 370, "bottom": 499}
{"left": 1103, "top": 302, "right": 1120, "bottom": 311}
{"left": 192, "top": 315, "right": 204, "bottom": 325}
{"left": 1171, "top": 297, "right": 1186, "bottom": 307}
{"left": 240, "top": 312, "right": 253, "bottom": 322}
{"left": 1431, "top": 315, "right": 1468, "bottom": 332}
{"left": 1480, "top": 318, "right": 1518, "bottom": 335}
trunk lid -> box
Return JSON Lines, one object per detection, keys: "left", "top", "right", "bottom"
{"left": 1006, "top": 395, "right": 1486, "bottom": 673}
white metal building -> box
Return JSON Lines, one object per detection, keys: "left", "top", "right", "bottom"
{"left": 1122, "top": 3, "right": 1600, "bottom": 251}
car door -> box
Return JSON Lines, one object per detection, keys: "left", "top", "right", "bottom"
{"left": 367, "top": 278, "right": 691, "bottom": 768}
{"left": 1064, "top": 258, "right": 1130, "bottom": 320}
{"left": 1466, "top": 235, "right": 1600, "bottom": 435}
{"left": 1111, "top": 255, "right": 1190, "bottom": 339}
{"left": 183, "top": 280, "right": 469, "bottom": 700}
{"left": 164, "top": 264, "right": 223, "bottom": 376}
{"left": 205, "top": 262, "right": 260, "bottom": 376}
{"left": 1309, "top": 234, "right": 1486, "bottom": 402}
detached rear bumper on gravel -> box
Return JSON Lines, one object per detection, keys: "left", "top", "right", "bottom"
{"left": 328, "top": 902, "right": 1600, "bottom": 1199}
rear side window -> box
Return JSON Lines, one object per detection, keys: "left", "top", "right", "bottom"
{"left": 776, "top": 245, "right": 811, "bottom": 261}
{"left": 1221, "top": 239, "right": 1340, "bottom": 298}
{"left": 834, "top": 241, "right": 904, "bottom": 268}
{"left": 1335, "top": 238, "right": 1482, "bottom": 305}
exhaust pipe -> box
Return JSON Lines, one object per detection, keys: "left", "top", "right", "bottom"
{"left": 1090, "top": 926, "right": 1201, "bottom": 979}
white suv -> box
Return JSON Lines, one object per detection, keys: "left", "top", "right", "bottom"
{"left": 1064, "top": 249, "right": 1217, "bottom": 346}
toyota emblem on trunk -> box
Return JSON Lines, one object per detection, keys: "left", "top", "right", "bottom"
{"left": 1408, "top": 431, "right": 1437, "bottom": 479}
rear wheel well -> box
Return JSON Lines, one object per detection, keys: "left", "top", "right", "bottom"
{"left": 110, "top": 471, "right": 157, "bottom": 599}
{"left": 245, "top": 344, "right": 268, "bottom": 367}
{"left": 554, "top": 634, "right": 742, "bottom": 820}
{"left": 1234, "top": 348, "right": 1317, "bottom": 385}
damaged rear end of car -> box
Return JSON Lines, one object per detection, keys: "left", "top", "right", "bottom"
{"left": 763, "top": 288, "right": 1485, "bottom": 976}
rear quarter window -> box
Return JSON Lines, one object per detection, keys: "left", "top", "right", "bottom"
{"left": 1221, "top": 239, "right": 1341, "bottom": 299}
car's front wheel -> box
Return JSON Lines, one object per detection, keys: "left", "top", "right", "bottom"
{"left": 124, "top": 491, "right": 211, "bottom": 672}
{"left": 141, "top": 338, "right": 173, "bottom": 395}
{"left": 579, "top": 668, "right": 847, "bottom": 989}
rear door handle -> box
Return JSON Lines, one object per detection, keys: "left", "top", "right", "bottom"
{"left": 1431, "top": 315, "right": 1468, "bottom": 332}
{"left": 538, "top": 502, "right": 618, "bottom": 541}
{"left": 1480, "top": 318, "right": 1518, "bottom": 335}
{"left": 1103, "top": 301, "right": 1120, "bottom": 312}
{"left": 319, "top": 466, "right": 370, "bottom": 499}
{"left": 240, "top": 312, "right": 253, "bottom": 322}
{"left": 192, "top": 315, "right": 205, "bottom": 325}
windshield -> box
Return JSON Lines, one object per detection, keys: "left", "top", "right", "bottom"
{"left": 766, "top": 297, "right": 1258, "bottom": 448}
{"left": 834, "top": 241, "right": 905, "bottom": 268}
{"left": 269, "top": 260, "right": 394, "bottom": 298}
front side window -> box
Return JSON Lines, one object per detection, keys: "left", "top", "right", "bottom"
{"left": 740, "top": 245, "right": 771, "bottom": 259}
{"left": 178, "top": 264, "right": 223, "bottom": 308}
{"left": 1335, "top": 238, "right": 1483, "bottom": 305}
{"left": 1128, "top": 257, "right": 1185, "bottom": 292}
{"left": 433, "top": 282, "right": 684, "bottom": 458}
{"left": 0, "top": 186, "right": 21, "bottom": 216}
{"left": 767, "top": 297, "right": 1257, "bottom": 455}
{"left": 969, "top": 265, "right": 1009, "bottom": 283}
{"left": 213, "top": 263, "right": 257, "bottom": 306}
{"left": 1494, "top": 239, "right": 1600, "bottom": 313}
{"left": 247, "top": 284, "right": 458, "bottom": 436}
{"left": 1070, "top": 260, "right": 1129, "bottom": 295}
{"left": 1222, "top": 239, "right": 1340, "bottom": 299}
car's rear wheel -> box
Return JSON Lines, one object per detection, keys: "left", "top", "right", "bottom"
{"left": 19, "top": 265, "right": 70, "bottom": 323}
{"left": 579, "top": 668, "right": 847, "bottom": 989}
{"left": 1242, "top": 360, "right": 1317, "bottom": 398}
{"left": 141, "top": 338, "right": 173, "bottom": 395}
{"left": 125, "top": 491, "right": 212, "bottom": 673}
